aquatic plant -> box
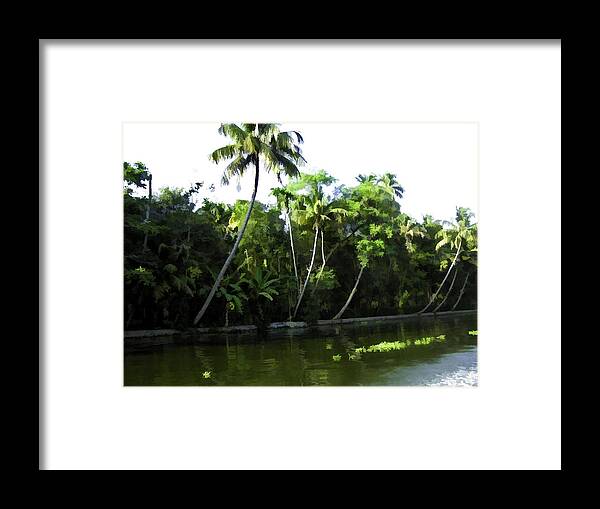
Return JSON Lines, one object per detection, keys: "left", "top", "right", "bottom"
{"left": 202, "top": 371, "right": 212, "bottom": 378}
{"left": 468, "top": 330, "right": 478, "bottom": 335}
{"left": 325, "top": 344, "right": 333, "bottom": 350}
{"left": 332, "top": 354, "right": 342, "bottom": 362}
{"left": 366, "top": 340, "right": 408, "bottom": 352}
{"left": 355, "top": 334, "right": 448, "bottom": 354}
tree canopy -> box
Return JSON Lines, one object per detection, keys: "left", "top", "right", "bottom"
{"left": 124, "top": 126, "right": 477, "bottom": 330}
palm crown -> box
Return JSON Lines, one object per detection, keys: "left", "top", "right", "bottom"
{"left": 435, "top": 210, "right": 477, "bottom": 253}
{"left": 211, "top": 123, "right": 306, "bottom": 185}
{"left": 291, "top": 170, "right": 348, "bottom": 230}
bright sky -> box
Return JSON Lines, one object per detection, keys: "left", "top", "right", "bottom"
{"left": 122, "top": 122, "right": 478, "bottom": 223}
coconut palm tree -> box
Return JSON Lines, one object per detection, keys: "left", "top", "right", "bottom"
{"left": 395, "top": 213, "right": 425, "bottom": 253}
{"left": 432, "top": 266, "right": 458, "bottom": 313}
{"left": 291, "top": 171, "right": 347, "bottom": 318}
{"left": 377, "top": 172, "right": 405, "bottom": 200}
{"left": 271, "top": 186, "right": 300, "bottom": 298}
{"left": 452, "top": 224, "right": 477, "bottom": 310}
{"left": 417, "top": 210, "right": 476, "bottom": 314}
{"left": 451, "top": 270, "right": 471, "bottom": 311}
{"left": 193, "top": 123, "right": 305, "bottom": 325}
{"left": 355, "top": 173, "right": 378, "bottom": 184}
{"left": 331, "top": 231, "right": 385, "bottom": 320}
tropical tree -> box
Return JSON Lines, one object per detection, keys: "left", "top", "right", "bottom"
{"left": 193, "top": 123, "right": 305, "bottom": 325}
{"left": 124, "top": 161, "right": 153, "bottom": 250}
{"left": 377, "top": 172, "right": 405, "bottom": 200}
{"left": 291, "top": 171, "right": 348, "bottom": 318}
{"left": 395, "top": 213, "right": 425, "bottom": 253}
{"left": 417, "top": 208, "right": 477, "bottom": 314}
{"left": 451, "top": 223, "right": 478, "bottom": 310}
{"left": 324, "top": 173, "right": 400, "bottom": 262}
{"left": 431, "top": 265, "right": 458, "bottom": 313}
{"left": 331, "top": 224, "right": 387, "bottom": 320}
{"left": 215, "top": 273, "right": 248, "bottom": 327}
{"left": 271, "top": 186, "right": 300, "bottom": 298}
{"left": 355, "top": 173, "right": 378, "bottom": 184}
{"left": 452, "top": 269, "right": 472, "bottom": 311}
{"left": 245, "top": 265, "right": 280, "bottom": 331}
{"left": 124, "top": 158, "right": 478, "bottom": 329}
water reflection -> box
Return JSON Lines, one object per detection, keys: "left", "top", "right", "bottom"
{"left": 125, "top": 314, "right": 477, "bottom": 386}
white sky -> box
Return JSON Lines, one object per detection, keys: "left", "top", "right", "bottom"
{"left": 122, "top": 122, "right": 478, "bottom": 223}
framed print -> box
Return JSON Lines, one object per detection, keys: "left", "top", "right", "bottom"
{"left": 40, "top": 39, "right": 561, "bottom": 470}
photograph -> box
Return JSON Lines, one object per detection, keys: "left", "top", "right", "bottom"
{"left": 123, "top": 122, "right": 478, "bottom": 386}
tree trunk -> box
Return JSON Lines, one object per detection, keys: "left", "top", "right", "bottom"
{"left": 143, "top": 175, "right": 152, "bottom": 251}
{"left": 432, "top": 265, "right": 458, "bottom": 313}
{"left": 224, "top": 308, "right": 229, "bottom": 328}
{"left": 417, "top": 238, "right": 462, "bottom": 314}
{"left": 332, "top": 265, "right": 364, "bottom": 320}
{"left": 451, "top": 271, "right": 471, "bottom": 311}
{"left": 193, "top": 158, "right": 259, "bottom": 325}
{"left": 287, "top": 212, "right": 300, "bottom": 295}
{"left": 310, "top": 230, "right": 327, "bottom": 296}
{"left": 325, "top": 221, "right": 366, "bottom": 264}
{"left": 293, "top": 227, "right": 319, "bottom": 318}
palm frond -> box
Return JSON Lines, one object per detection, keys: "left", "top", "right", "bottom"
{"left": 210, "top": 144, "right": 239, "bottom": 164}
{"left": 435, "top": 237, "right": 450, "bottom": 250}
{"left": 221, "top": 154, "right": 254, "bottom": 185}
{"left": 241, "top": 123, "right": 257, "bottom": 134}
{"left": 218, "top": 124, "right": 248, "bottom": 144}
{"left": 258, "top": 123, "right": 280, "bottom": 139}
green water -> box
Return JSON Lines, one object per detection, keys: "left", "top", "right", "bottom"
{"left": 124, "top": 313, "right": 477, "bottom": 386}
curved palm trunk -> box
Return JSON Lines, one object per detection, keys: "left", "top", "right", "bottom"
{"left": 451, "top": 271, "right": 471, "bottom": 311}
{"left": 287, "top": 212, "right": 300, "bottom": 295}
{"left": 310, "top": 230, "right": 326, "bottom": 296}
{"left": 332, "top": 265, "right": 364, "bottom": 320}
{"left": 432, "top": 266, "right": 458, "bottom": 313}
{"left": 292, "top": 227, "right": 319, "bottom": 318}
{"left": 143, "top": 175, "right": 152, "bottom": 251}
{"left": 417, "top": 239, "right": 462, "bottom": 314}
{"left": 193, "top": 159, "right": 259, "bottom": 325}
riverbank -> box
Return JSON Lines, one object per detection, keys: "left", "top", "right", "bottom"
{"left": 124, "top": 309, "right": 477, "bottom": 342}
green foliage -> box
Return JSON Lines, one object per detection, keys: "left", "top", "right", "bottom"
{"left": 357, "top": 238, "right": 385, "bottom": 268}
{"left": 211, "top": 123, "right": 306, "bottom": 185}
{"left": 332, "top": 354, "right": 342, "bottom": 362}
{"left": 123, "top": 161, "right": 150, "bottom": 190}
{"left": 216, "top": 274, "right": 248, "bottom": 316}
{"left": 355, "top": 334, "right": 447, "bottom": 353}
{"left": 246, "top": 266, "right": 279, "bottom": 302}
{"left": 124, "top": 150, "right": 477, "bottom": 330}
{"left": 125, "top": 266, "right": 156, "bottom": 286}
{"left": 309, "top": 268, "right": 338, "bottom": 290}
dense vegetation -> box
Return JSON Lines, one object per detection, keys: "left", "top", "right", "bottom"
{"left": 124, "top": 123, "right": 477, "bottom": 331}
